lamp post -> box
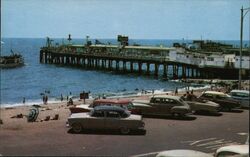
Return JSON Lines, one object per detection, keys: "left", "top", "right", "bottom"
{"left": 238, "top": 6, "right": 250, "bottom": 90}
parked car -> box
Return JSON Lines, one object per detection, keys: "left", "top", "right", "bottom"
{"left": 69, "top": 99, "right": 136, "bottom": 114}
{"left": 229, "top": 90, "right": 249, "bottom": 109}
{"left": 156, "top": 149, "right": 213, "bottom": 157}
{"left": 67, "top": 106, "right": 145, "bottom": 134}
{"left": 215, "top": 144, "right": 249, "bottom": 157}
{"left": 154, "top": 135, "right": 249, "bottom": 157}
{"left": 181, "top": 94, "right": 220, "bottom": 114}
{"left": 155, "top": 144, "right": 249, "bottom": 157}
{"left": 131, "top": 95, "right": 191, "bottom": 117}
{"left": 198, "top": 91, "right": 241, "bottom": 111}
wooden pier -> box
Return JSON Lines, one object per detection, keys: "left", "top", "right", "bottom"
{"left": 39, "top": 47, "right": 246, "bottom": 80}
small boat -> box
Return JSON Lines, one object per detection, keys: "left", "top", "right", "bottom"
{"left": 0, "top": 50, "right": 24, "bottom": 68}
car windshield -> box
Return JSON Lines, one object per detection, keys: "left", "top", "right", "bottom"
{"left": 179, "top": 98, "right": 185, "bottom": 103}
{"left": 89, "top": 109, "right": 95, "bottom": 115}
{"left": 179, "top": 98, "right": 189, "bottom": 106}
{"left": 127, "top": 102, "right": 134, "bottom": 110}
{"left": 122, "top": 110, "right": 131, "bottom": 118}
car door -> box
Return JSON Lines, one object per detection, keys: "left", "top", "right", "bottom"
{"left": 87, "top": 110, "right": 105, "bottom": 129}
{"left": 104, "top": 111, "right": 121, "bottom": 129}
{"left": 147, "top": 97, "right": 162, "bottom": 115}
{"left": 157, "top": 98, "right": 174, "bottom": 115}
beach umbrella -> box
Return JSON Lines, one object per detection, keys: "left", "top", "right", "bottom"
{"left": 27, "top": 107, "right": 39, "bottom": 122}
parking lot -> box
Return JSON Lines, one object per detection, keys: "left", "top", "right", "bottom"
{"left": 0, "top": 108, "right": 248, "bottom": 156}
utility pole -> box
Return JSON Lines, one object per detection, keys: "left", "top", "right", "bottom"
{"left": 238, "top": 6, "right": 243, "bottom": 90}
{"left": 238, "top": 6, "right": 250, "bottom": 89}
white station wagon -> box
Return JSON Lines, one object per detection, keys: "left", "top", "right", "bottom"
{"left": 229, "top": 90, "right": 249, "bottom": 108}
{"left": 67, "top": 106, "right": 145, "bottom": 134}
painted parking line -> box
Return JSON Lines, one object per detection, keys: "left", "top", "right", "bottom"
{"left": 196, "top": 139, "right": 230, "bottom": 146}
{"left": 181, "top": 138, "right": 217, "bottom": 146}
{"left": 237, "top": 132, "right": 248, "bottom": 136}
{"left": 206, "top": 142, "right": 240, "bottom": 150}
{"left": 182, "top": 137, "right": 244, "bottom": 151}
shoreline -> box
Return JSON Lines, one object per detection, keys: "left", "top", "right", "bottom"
{"left": 0, "top": 83, "right": 212, "bottom": 108}
{"left": 1, "top": 78, "right": 248, "bottom": 109}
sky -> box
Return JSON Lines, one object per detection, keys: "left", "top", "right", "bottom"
{"left": 1, "top": 0, "right": 250, "bottom": 40}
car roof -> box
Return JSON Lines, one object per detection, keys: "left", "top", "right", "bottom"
{"left": 156, "top": 149, "right": 213, "bottom": 157}
{"left": 203, "top": 91, "right": 226, "bottom": 95}
{"left": 93, "top": 99, "right": 131, "bottom": 105}
{"left": 216, "top": 144, "right": 249, "bottom": 155}
{"left": 94, "top": 105, "right": 126, "bottom": 112}
{"left": 152, "top": 95, "right": 181, "bottom": 100}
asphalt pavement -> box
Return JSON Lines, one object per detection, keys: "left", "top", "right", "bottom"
{"left": 0, "top": 109, "right": 249, "bottom": 156}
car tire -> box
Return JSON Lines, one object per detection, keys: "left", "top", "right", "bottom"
{"left": 172, "top": 112, "right": 184, "bottom": 118}
{"left": 72, "top": 123, "right": 82, "bottom": 133}
{"left": 120, "top": 127, "right": 130, "bottom": 134}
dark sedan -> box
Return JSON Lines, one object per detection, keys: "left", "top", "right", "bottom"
{"left": 198, "top": 91, "right": 241, "bottom": 111}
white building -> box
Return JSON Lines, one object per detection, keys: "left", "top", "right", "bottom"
{"left": 203, "top": 54, "right": 225, "bottom": 67}
{"left": 235, "top": 55, "right": 250, "bottom": 69}
{"left": 169, "top": 48, "right": 203, "bottom": 65}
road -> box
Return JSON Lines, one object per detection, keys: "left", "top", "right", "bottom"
{"left": 0, "top": 109, "right": 248, "bottom": 156}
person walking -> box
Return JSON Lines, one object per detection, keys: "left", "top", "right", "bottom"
{"left": 45, "top": 95, "right": 48, "bottom": 104}
{"left": 43, "top": 95, "right": 46, "bottom": 104}
{"left": 23, "top": 97, "right": 25, "bottom": 104}
{"left": 175, "top": 87, "right": 178, "bottom": 95}
{"left": 60, "top": 94, "right": 63, "bottom": 102}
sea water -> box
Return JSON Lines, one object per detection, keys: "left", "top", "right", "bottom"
{"left": 0, "top": 38, "right": 247, "bottom": 107}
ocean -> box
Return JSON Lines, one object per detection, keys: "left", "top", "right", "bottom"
{"left": 0, "top": 38, "right": 248, "bottom": 107}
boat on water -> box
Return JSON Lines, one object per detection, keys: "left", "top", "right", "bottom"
{"left": 0, "top": 50, "right": 24, "bottom": 68}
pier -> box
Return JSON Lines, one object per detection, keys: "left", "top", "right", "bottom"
{"left": 39, "top": 35, "right": 249, "bottom": 80}
{"left": 40, "top": 49, "right": 202, "bottom": 79}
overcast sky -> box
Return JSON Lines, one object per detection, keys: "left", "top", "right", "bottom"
{"left": 1, "top": 0, "right": 250, "bottom": 40}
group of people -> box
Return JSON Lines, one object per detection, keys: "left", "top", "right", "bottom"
{"left": 181, "top": 90, "right": 196, "bottom": 101}
{"left": 22, "top": 91, "right": 74, "bottom": 105}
